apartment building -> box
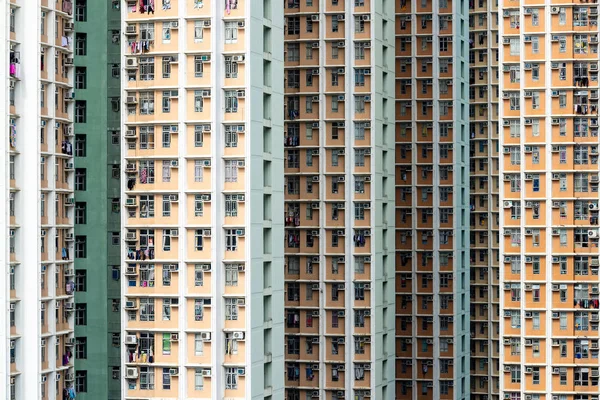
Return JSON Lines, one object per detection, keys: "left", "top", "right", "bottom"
{"left": 4, "top": 0, "right": 77, "bottom": 398}
{"left": 469, "top": 0, "right": 501, "bottom": 399}
{"left": 282, "top": 1, "right": 396, "bottom": 399}
{"left": 119, "top": 0, "right": 285, "bottom": 398}
{"left": 499, "top": 1, "right": 600, "bottom": 400}
{"left": 73, "top": 0, "right": 121, "bottom": 398}
{"left": 394, "top": 0, "right": 472, "bottom": 399}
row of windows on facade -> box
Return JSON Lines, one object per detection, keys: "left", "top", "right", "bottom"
{"left": 120, "top": 297, "right": 244, "bottom": 322}
{"left": 286, "top": 0, "right": 367, "bottom": 8}
{"left": 506, "top": 34, "right": 598, "bottom": 57}
{"left": 70, "top": 228, "right": 247, "bottom": 257}
{"left": 285, "top": 336, "right": 371, "bottom": 357}
{"left": 396, "top": 36, "right": 456, "bottom": 54}
{"left": 285, "top": 42, "right": 370, "bottom": 62}
{"left": 125, "top": 90, "right": 244, "bottom": 114}
{"left": 285, "top": 68, "right": 372, "bottom": 88}
{"left": 505, "top": 365, "right": 598, "bottom": 386}
{"left": 504, "top": 229, "right": 600, "bottom": 247}
{"left": 127, "top": 366, "right": 241, "bottom": 391}
{"left": 129, "top": 20, "right": 243, "bottom": 45}
{"left": 126, "top": 125, "right": 242, "bottom": 150}
{"left": 286, "top": 260, "right": 371, "bottom": 277}
{"left": 284, "top": 14, "right": 371, "bottom": 35}
{"left": 505, "top": 173, "right": 598, "bottom": 194}
{"left": 133, "top": 56, "right": 242, "bottom": 81}
{"left": 124, "top": 160, "right": 242, "bottom": 184}
{"left": 505, "top": 119, "right": 599, "bottom": 140}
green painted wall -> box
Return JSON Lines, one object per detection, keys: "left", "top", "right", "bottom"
{"left": 74, "top": 0, "right": 121, "bottom": 399}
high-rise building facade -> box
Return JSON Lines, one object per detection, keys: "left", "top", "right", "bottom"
{"left": 394, "top": 0, "right": 472, "bottom": 399}
{"left": 499, "top": 1, "right": 600, "bottom": 399}
{"left": 73, "top": 0, "right": 122, "bottom": 398}
{"left": 3, "top": 0, "right": 77, "bottom": 398}
{"left": 282, "top": 0, "right": 396, "bottom": 399}
{"left": 469, "top": 1, "right": 501, "bottom": 399}
{"left": 119, "top": 0, "right": 285, "bottom": 398}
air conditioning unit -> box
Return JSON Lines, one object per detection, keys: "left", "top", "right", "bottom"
{"left": 125, "top": 57, "right": 138, "bottom": 69}
{"left": 126, "top": 367, "right": 139, "bottom": 379}
{"left": 233, "top": 331, "right": 245, "bottom": 340}
{"left": 169, "top": 368, "right": 179, "bottom": 376}
{"left": 125, "top": 25, "right": 137, "bottom": 35}
{"left": 503, "top": 201, "right": 512, "bottom": 208}
{"left": 201, "top": 332, "right": 211, "bottom": 341}
{"left": 170, "top": 160, "right": 179, "bottom": 168}
{"left": 590, "top": 229, "right": 599, "bottom": 238}
{"left": 125, "top": 335, "right": 137, "bottom": 345}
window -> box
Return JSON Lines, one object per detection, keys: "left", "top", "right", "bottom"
{"left": 194, "top": 299, "right": 204, "bottom": 321}
{"left": 162, "top": 368, "right": 171, "bottom": 389}
{"left": 194, "top": 91, "right": 204, "bottom": 112}
{"left": 75, "top": 134, "right": 86, "bottom": 157}
{"left": 140, "top": 22, "right": 155, "bottom": 40}
{"left": 194, "top": 334, "right": 204, "bottom": 356}
{"left": 355, "top": 149, "right": 367, "bottom": 167}
{"left": 194, "top": 265, "right": 204, "bottom": 286}
{"left": 355, "top": 95, "right": 367, "bottom": 113}
{"left": 225, "top": 229, "right": 238, "bottom": 251}
{"left": 162, "top": 23, "right": 172, "bottom": 43}
{"left": 225, "top": 298, "right": 239, "bottom": 320}
{"left": 162, "top": 91, "right": 172, "bottom": 113}
{"left": 194, "top": 369, "right": 204, "bottom": 390}
{"left": 75, "top": 202, "right": 86, "bottom": 224}
{"left": 510, "top": 366, "right": 521, "bottom": 383}
{"left": 75, "top": 236, "right": 87, "bottom": 258}
{"left": 140, "top": 298, "right": 155, "bottom": 321}
{"left": 75, "top": 371, "right": 87, "bottom": 392}
{"left": 139, "top": 91, "right": 155, "bottom": 115}
{"left": 75, "top": 101, "right": 87, "bottom": 123}
{"left": 75, "top": 304, "right": 87, "bottom": 325}
{"left": 194, "top": 125, "right": 204, "bottom": 147}
{"left": 287, "top": 43, "right": 300, "bottom": 61}
{"left": 224, "top": 21, "right": 239, "bottom": 43}
{"left": 225, "top": 160, "right": 239, "bottom": 182}
{"left": 193, "top": 160, "right": 204, "bottom": 182}
{"left": 287, "top": 17, "right": 300, "bottom": 35}
{"left": 225, "top": 90, "right": 239, "bottom": 113}
{"left": 225, "top": 194, "right": 239, "bottom": 217}
{"left": 140, "top": 366, "right": 155, "bottom": 390}
{"left": 75, "top": 33, "right": 87, "bottom": 56}
{"left": 75, "top": 337, "right": 87, "bottom": 359}
{"left": 194, "top": 56, "right": 204, "bottom": 77}
{"left": 225, "top": 125, "right": 239, "bottom": 148}
{"left": 225, "top": 367, "right": 238, "bottom": 389}
{"left": 75, "top": 270, "right": 86, "bottom": 291}
{"left": 75, "top": 67, "right": 86, "bottom": 89}
{"left": 223, "top": 264, "right": 241, "bottom": 287}
{"left": 225, "top": 57, "right": 239, "bottom": 78}
{"left": 194, "top": 230, "right": 205, "bottom": 251}
{"left": 75, "top": 0, "right": 87, "bottom": 21}
{"left": 194, "top": 20, "right": 203, "bottom": 41}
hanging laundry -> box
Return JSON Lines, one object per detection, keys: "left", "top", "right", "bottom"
{"left": 9, "top": 124, "right": 16, "bottom": 148}
{"left": 62, "top": 0, "right": 73, "bottom": 15}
